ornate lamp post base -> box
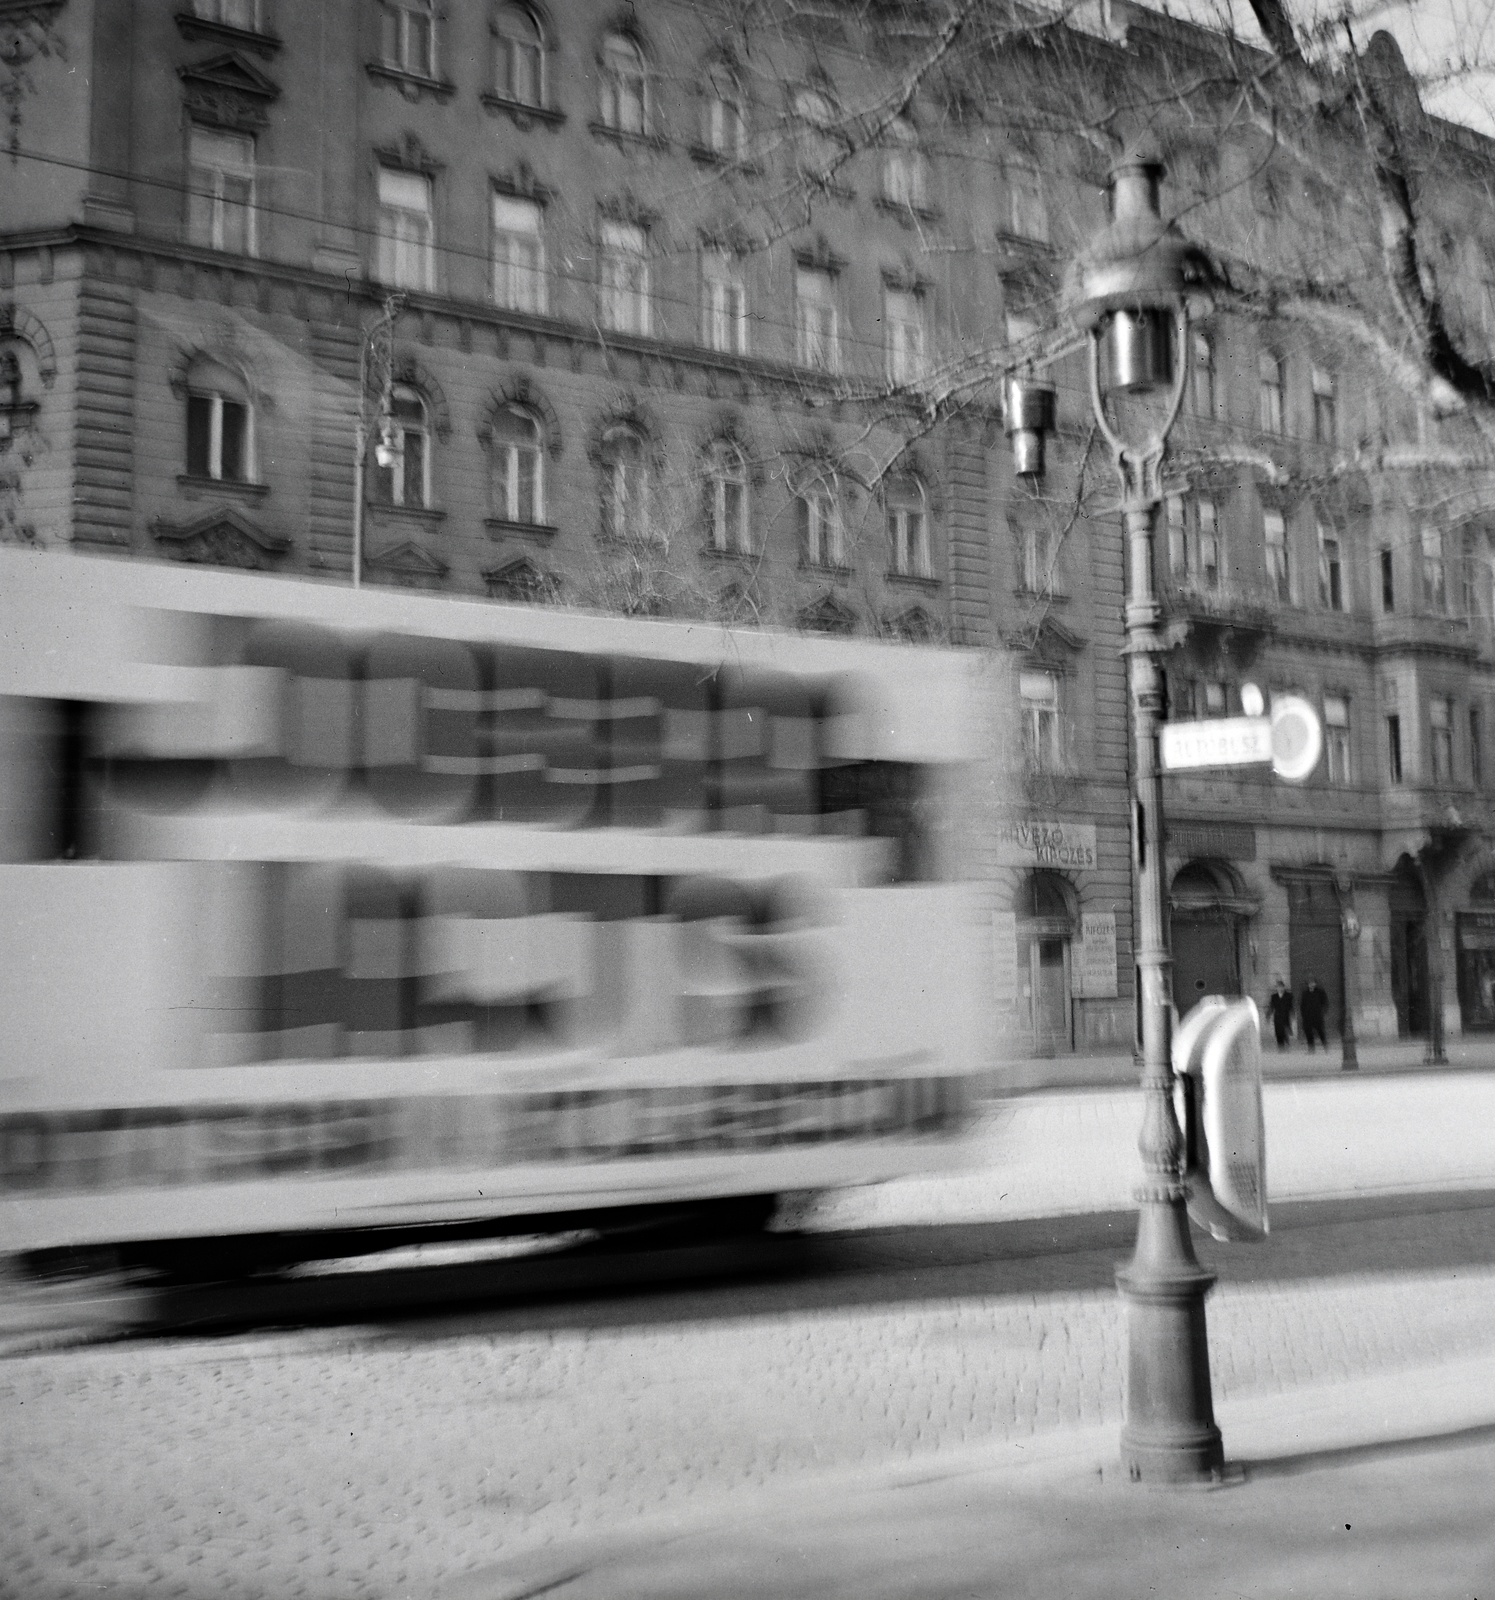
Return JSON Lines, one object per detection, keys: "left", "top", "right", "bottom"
{"left": 1116, "top": 1195, "right": 1223, "bottom": 1482}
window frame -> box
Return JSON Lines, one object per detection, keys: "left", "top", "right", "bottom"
{"left": 492, "top": 3, "right": 545, "bottom": 107}
{"left": 1324, "top": 694, "right": 1352, "bottom": 785}
{"left": 381, "top": 0, "right": 437, "bottom": 79}
{"left": 798, "top": 472, "right": 844, "bottom": 568}
{"left": 600, "top": 424, "right": 651, "bottom": 543}
{"left": 705, "top": 440, "right": 750, "bottom": 554}
{"left": 1197, "top": 500, "right": 1221, "bottom": 589}
{"left": 1430, "top": 694, "right": 1455, "bottom": 783}
{"left": 1317, "top": 522, "right": 1344, "bottom": 611}
{"left": 1422, "top": 525, "right": 1448, "bottom": 613}
{"left": 491, "top": 191, "right": 546, "bottom": 313}
{"left": 1019, "top": 668, "right": 1062, "bottom": 773}
{"left": 599, "top": 219, "right": 651, "bottom": 335}
{"left": 187, "top": 125, "right": 257, "bottom": 257}
{"left": 1007, "top": 162, "right": 1048, "bottom": 242}
{"left": 192, "top": 0, "right": 262, "bottom": 26}
{"left": 703, "top": 64, "right": 747, "bottom": 159}
{"left": 883, "top": 286, "right": 926, "bottom": 385}
{"left": 886, "top": 474, "right": 931, "bottom": 579}
{"left": 185, "top": 380, "right": 254, "bottom": 484}
{"left": 1312, "top": 366, "right": 1337, "bottom": 445}
{"left": 794, "top": 264, "right": 839, "bottom": 372}
{"left": 1258, "top": 350, "right": 1285, "bottom": 434}
{"left": 376, "top": 166, "right": 435, "bottom": 291}
{"left": 600, "top": 32, "right": 649, "bottom": 135}
{"left": 372, "top": 384, "right": 432, "bottom": 509}
{"left": 489, "top": 405, "right": 545, "bottom": 525}
{"left": 701, "top": 250, "right": 748, "bottom": 354}
{"left": 881, "top": 118, "right": 927, "bottom": 210}
{"left": 1191, "top": 332, "right": 1217, "bottom": 419}
{"left": 1264, "top": 509, "right": 1292, "bottom": 603}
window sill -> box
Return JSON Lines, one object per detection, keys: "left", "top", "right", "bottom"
{"left": 993, "top": 230, "right": 1056, "bottom": 254}
{"left": 481, "top": 93, "right": 566, "bottom": 130}
{"left": 174, "top": 12, "right": 282, "bottom": 56}
{"left": 369, "top": 502, "right": 447, "bottom": 524}
{"left": 686, "top": 145, "right": 763, "bottom": 175}
{"left": 888, "top": 570, "right": 940, "bottom": 589}
{"left": 484, "top": 516, "right": 557, "bottom": 542}
{"left": 873, "top": 197, "right": 941, "bottom": 226}
{"left": 1013, "top": 585, "right": 1069, "bottom": 603}
{"left": 701, "top": 543, "right": 758, "bottom": 562}
{"left": 588, "top": 121, "right": 671, "bottom": 152}
{"left": 800, "top": 560, "right": 853, "bottom": 578}
{"left": 176, "top": 474, "right": 270, "bottom": 502}
{"left": 365, "top": 62, "right": 457, "bottom": 103}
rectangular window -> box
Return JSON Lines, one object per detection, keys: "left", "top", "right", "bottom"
{"left": 187, "top": 127, "right": 255, "bottom": 256}
{"left": 701, "top": 252, "right": 748, "bottom": 354}
{"left": 1380, "top": 547, "right": 1395, "bottom": 611}
{"left": 376, "top": 168, "right": 434, "bottom": 290}
{"left": 1472, "top": 705, "right": 1484, "bottom": 788}
{"left": 884, "top": 288, "right": 925, "bottom": 384}
{"left": 1202, "top": 680, "right": 1227, "bottom": 716}
{"left": 1198, "top": 501, "right": 1221, "bottom": 589}
{"left": 1387, "top": 713, "right": 1403, "bottom": 784}
{"left": 1431, "top": 696, "right": 1454, "bottom": 782}
{"left": 1007, "top": 165, "right": 1048, "bottom": 242}
{"left": 799, "top": 480, "right": 843, "bottom": 567}
{"left": 1422, "top": 526, "right": 1447, "bottom": 612}
{"left": 1166, "top": 496, "right": 1189, "bottom": 580}
{"left": 1312, "top": 366, "right": 1337, "bottom": 444}
{"left": 1258, "top": 351, "right": 1285, "bottom": 433}
{"left": 1191, "top": 334, "right": 1217, "bottom": 419}
{"left": 1317, "top": 524, "right": 1343, "bottom": 611}
{"left": 1020, "top": 669, "right": 1061, "bottom": 772}
{"left": 194, "top": 0, "right": 260, "bottom": 28}
{"left": 1324, "top": 695, "right": 1351, "bottom": 785}
{"left": 600, "top": 221, "right": 650, "bottom": 335}
{"left": 491, "top": 194, "right": 545, "bottom": 313}
{"left": 1265, "top": 510, "right": 1291, "bottom": 603}
{"left": 795, "top": 266, "right": 838, "bottom": 371}
{"left": 186, "top": 391, "right": 250, "bottom": 482}
{"left": 382, "top": 0, "right": 435, "bottom": 78}
{"left": 1021, "top": 524, "right": 1050, "bottom": 593}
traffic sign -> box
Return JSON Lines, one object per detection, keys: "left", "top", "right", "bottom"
{"left": 1160, "top": 716, "right": 1272, "bottom": 771}
{"left": 1269, "top": 695, "right": 1322, "bottom": 782}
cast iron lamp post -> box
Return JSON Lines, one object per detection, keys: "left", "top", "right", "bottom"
{"left": 1063, "top": 146, "right": 1222, "bottom": 1481}
{"left": 351, "top": 294, "right": 404, "bottom": 589}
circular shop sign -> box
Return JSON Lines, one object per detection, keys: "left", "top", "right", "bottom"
{"left": 1270, "top": 695, "right": 1323, "bottom": 782}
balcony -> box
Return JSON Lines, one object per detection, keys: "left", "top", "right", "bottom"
{"left": 1161, "top": 580, "right": 1275, "bottom": 664}
{"left": 1372, "top": 609, "right": 1475, "bottom": 660}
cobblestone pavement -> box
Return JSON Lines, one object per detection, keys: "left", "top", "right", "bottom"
{"left": 5, "top": 1197, "right": 1495, "bottom": 1600}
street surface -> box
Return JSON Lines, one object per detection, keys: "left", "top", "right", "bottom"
{"left": 3, "top": 1070, "right": 1495, "bottom": 1599}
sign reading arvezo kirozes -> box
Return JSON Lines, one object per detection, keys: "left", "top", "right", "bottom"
{"left": 993, "top": 819, "right": 1098, "bottom": 870}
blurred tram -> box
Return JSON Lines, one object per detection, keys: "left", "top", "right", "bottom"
{"left": 0, "top": 548, "right": 987, "bottom": 1265}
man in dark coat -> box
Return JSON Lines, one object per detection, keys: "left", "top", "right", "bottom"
{"left": 1265, "top": 978, "right": 1294, "bottom": 1049}
{"left": 1300, "top": 976, "right": 1330, "bottom": 1051}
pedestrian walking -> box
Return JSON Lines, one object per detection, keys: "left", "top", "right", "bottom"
{"left": 1300, "top": 975, "right": 1329, "bottom": 1051}
{"left": 1266, "top": 978, "right": 1294, "bottom": 1049}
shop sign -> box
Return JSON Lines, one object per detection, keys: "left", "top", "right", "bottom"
{"left": 1457, "top": 911, "right": 1495, "bottom": 951}
{"left": 1169, "top": 822, "right": 1257, "bottom": 862}
{"left": 993, "top": 819, "right": 1097, "bottom": 870}
{"left": 1073, "top": 912, "right": 1118, "bottom": 999}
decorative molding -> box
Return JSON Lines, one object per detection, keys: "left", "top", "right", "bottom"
{"left": 179, "top": 51, "right": 281, "bottom": 131}
{"left": 374, "top": 131, "right": 445, "bottom": 175}
{"left": 153, "top": 506, "right": 288, "bottom": 568}
{"left": 175, "top": 473, "right": 271, "bottom": 503}
{"left": 483, "top": 553, "right": 561, "bottom": 603}
{"left": 588, "top": 122, "right": 671, "bottom": 153}
{"left": 491, "top": 161, "right": 554, "bottom": 204}
{"left": 0, "top": 302, "right": 57, "bottom": 387}
{"left": 365, "top": 61, "right": 457, "bottom": 103}
{"left": 884, "top": 604, "right": 941, "bottom": 642}
{"left": 793, "top": 233, "right": 848, "bottom": 274}
{"left": 586, "top": 391, "right": 662, "bottom": 466}
{"left": 392, "top": 354, "right": 451, "bottom": 439}
{"left": 174, "top": 11, "right": 282, "bottom": 58}
{"left": 481, "top": 93, "right": 566, "bottom": 131}
{"left": 798, "top": 590, "right": 859, "bottom": 635}
{"left": 365, "top": 538, "right": 449, "bottom": 587}
{"left": 598, "top": 191, "right": 662, "bottom": 229}
{"left": 479, "top": 373, "right": 563, "bottom": 457}
{"left": 484, "top": 515, "right": 558, "bottom": 543}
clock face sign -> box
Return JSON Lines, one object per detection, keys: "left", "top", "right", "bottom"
{"left": 1270, "top": 695, "right": 1322, "bottom": 783}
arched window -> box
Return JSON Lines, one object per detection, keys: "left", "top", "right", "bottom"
{"left": 600, "top": 424, "right": 649, "bottom": 542}
{"left": 372, "top": 384, "right": 430, "bottom": 508}
{"left": 493, "top": 4, "right": 545, "bottom": 105}
{"left": 600, "top": 33, "right": 648, "bottom": 135}
{"left": 490, "top": 406, "right": 544, "bottom": 524}
{"left": 885, "top": 474, "right": 930, "bottom": 578}
{"left": 705, "top": 441, "right": 749, "bottom": 553}
{"left": 185, "top": 356, "right": 253, "bottom": 483}
{"left": 381, "top": 0, "right": 436, "bottom": 77}
{"left": 0, "top": 343, "right": 40, "bottom": 448}
{"left": 798, "top": 472, "right": 843, "bottom": 568}
{"left": 882, "top": 117, "right": 926, "bottom": 208}
{"left": 703, "top": 64, "right": 747, "bottom": 159}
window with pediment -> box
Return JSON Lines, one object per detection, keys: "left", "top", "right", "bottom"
{"left": 492, "top": 4, "right": 546, "bottom": 106}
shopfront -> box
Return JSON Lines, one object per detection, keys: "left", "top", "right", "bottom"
{"left": 1456, "top": 875, "right": 1495, "bottom": 1032}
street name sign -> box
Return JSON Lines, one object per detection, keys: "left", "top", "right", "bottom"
{"left": 1160, "top": 716, "right": 1272, "bottom": 771}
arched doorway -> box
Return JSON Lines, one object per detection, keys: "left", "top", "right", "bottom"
{"left": 1286, "top": 877, "right": 1343, "bottom": 1046}
{"left": 1170, "top": 860, "right": 1244, "bottom": 1016}
{"left": 1016, "top": 870, "right": 1076, "bottom": 1055}
{"left": 1456, "top": 870, "right": 1495, "bottom": 1031}
{"left": 1388, "top": 859, "right": 1428, "bottom": 1038}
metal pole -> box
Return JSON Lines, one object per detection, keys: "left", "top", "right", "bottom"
{"left": 1335, "top": 872, "right": 1359, "bottom": 1071}
{"left": 1114, "top": 490, "right": 1224, "bottom": 1483}
{"left": 352, "top": 412, "right": 366, "bottom": 591}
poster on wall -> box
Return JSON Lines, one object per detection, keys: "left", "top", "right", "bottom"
{"left": 1073, "top": 912, "right": 1119, "bottom": 999}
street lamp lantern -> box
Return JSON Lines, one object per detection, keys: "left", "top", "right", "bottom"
{"left": 1004, "top": 374, "right": 1057, "bottom": 479}
{"left": 1064, "top": 146, "right": 1226, "bottom": 1484}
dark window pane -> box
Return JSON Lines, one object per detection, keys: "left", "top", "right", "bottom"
{"left": 187, "top": 393, "right": 213, "bottom": 477}
{"left": 220, "top": 400, "right": 247, "bottom": 481}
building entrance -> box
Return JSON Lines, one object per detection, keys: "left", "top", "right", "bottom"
{"left": 1169, "top": 860, "right": 1243, "bottom": 1016}
{"left": 1388, "top": 864, "right": 1428, "bottom": 1038}
{"left": 1016, "top": 871, "right": 1076, "bottom": 1056}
